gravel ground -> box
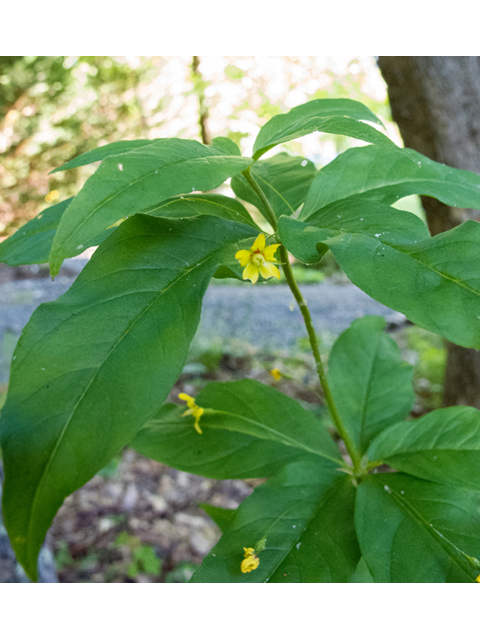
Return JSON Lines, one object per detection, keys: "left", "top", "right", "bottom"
{"left": 0, "top": 259, "right": 406, "bottom": 384}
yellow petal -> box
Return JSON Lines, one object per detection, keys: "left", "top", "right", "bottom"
{"left": 235, "top": 249, "right": 252, "bottom": 267}
{"left": 250, "top": 233, "right": 265, "bottom": 252}
{"left": 263, "top": 244, "right": 281, "bottom": 261}
{"left": 193, "top": 420, "right": 203, "bottom": 434}
{"left": 259, "top": 262, "right": 281, "bottom": 280}
{"left": 243, "top": 263, "right": 259, "bottom": 284}
{"left": 179, "top": 392, "right": 194, "bottom": 403}
{"left": 241, "top": 554, "right": 260, "bottom": 573}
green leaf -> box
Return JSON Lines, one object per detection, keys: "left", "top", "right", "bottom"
{"left": 0, "top": 199, "right": 72, "bottom": 266}
{"left": 140, "top": 193, "right": 259, "bottom": 228}
{"left": 253, "top": 99, "right": 393, "bottom": 160}
{"left": 0, "top": 214, "right": 255, "bottom": 582}
{"left": 278, "top": 200, "right": 429, "bottom": 264}
{"left": 231, "top": 153, "right": 317, "bottom": 219}
{"left": 351, "top": 557, "right": 374, "bottom": 583}
{"left": 210, "top": 137, "right": 241, "bottom": 156}
{"left": 190, "top": 460, "right": 360, "bottom": 583}
{"left": 328, "top": 316, "right": 414, "bottom": 453}
{"left": 49, "top": 138, "right": 253, "bottom": 276}
{"left": 367, "top": 406, "right": 480, "bottom": 491}
{"left": 355, "top": 474, "right": 480, "bottom": 583}
{"left": 49, "top": 139, "right": 160, "bottom": 174}
{"left": 301, "top": 145, "right": 480, "bottom": 219}
{"left": 199, "top": 504, "right": 237, "bottom": 533}
{"left": 131, "top": 379, "right": 342, "bottom": 479}
{"left": 278, "top": 215, "right": 480, "bottom": 349}
{"left": 2, "top": 194, "right": 257, "bottom": 270}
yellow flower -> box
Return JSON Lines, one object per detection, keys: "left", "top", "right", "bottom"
{"left": 178, "top": 392, "right": 204, "bottom": 434}
{"left": 235, "top": 234, "right": 281, "bottom": 284}
{"left": 45, "top": 190, "right": 59, "bottom": 203}
{"left": 270, "top": 368, "right": 282, "bottom": 381}
{"left": 476, "top": 574, "right": 480, "bottom": 583}
{"left": 241, "top": 547, "right": 260, "bottom": 573}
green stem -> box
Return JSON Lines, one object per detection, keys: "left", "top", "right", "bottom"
{"left": 280, "top": 246, "right": 362, "bottom": 472}
{"left": 242, "top": 166, "right": 278, "bottom": 230}
{"left": 241, "top": 164, "right": 362, "bottom": 472}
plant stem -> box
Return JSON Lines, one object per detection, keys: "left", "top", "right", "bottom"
{"left": 241, "top": 164, "right": 363, "bottom": 472}
{"left": 242, "top": 166, "right": 278, "bottom": 230}
{"left": 279, "top": 246, "right": 362, "bottom": 472}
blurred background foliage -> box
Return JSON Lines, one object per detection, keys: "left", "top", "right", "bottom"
{"left": 0, "top": 55, "right": 400, "bottom": 237}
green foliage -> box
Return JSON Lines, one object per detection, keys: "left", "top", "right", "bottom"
{"left": 355, "top": 475, "right": 480, "bottom": 583}
{"left": 2, "top": 96, "right": 480, "bottom": 583}
{"left": 252, "top": 98, "right": 394, "bottom": 160}
{"left": 300, "top": 145, "right": 480, "bottom": 218}
{"left": 328, "top": 316, "right": 414, "bottom": 453}
{"left": 231, "top": 153, "right": 317, "bottom": 219}
{"left": 190, "top": 460, "right": 359, "bottom": 583}
{"left": 127, "top": 545, "right": 162, "bottom": 578}
{"left": 0, "top": 199, "right": 72, "bottom": 266}
{"left": 131, "top": 379, "right": 341, "bottom": 479}
{"left": 199, "top": 504, "right": 236, "bottom": 532}
{"left": 405, "top": 326, "right": 446, "bottom": 409}
{"left": 278, "top": 215, "right": 480, "bottom": 348}
{"left": 48, "top": 139, "right": 253, "bottom": 275}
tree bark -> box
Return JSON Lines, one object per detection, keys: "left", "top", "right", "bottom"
{"left": 377, "top": 56, "right": 480, "bottom": 407}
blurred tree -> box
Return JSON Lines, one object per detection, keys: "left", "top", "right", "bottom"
{"left": 191, "top": 56, "right": 211, "bottom": 145}
{"left": 377, "top": 56, "right": 480, "bottom": 408}
{"left": 0, "top": 56, "right": 153, "bottom": 234}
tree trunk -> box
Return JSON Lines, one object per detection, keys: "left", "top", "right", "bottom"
{"left": 377, "top": 56, "right": 480, "bottom": 407}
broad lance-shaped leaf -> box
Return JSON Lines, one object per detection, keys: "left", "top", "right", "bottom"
{"left": 367, "top": 406, "right": 480, "bottom": 491}
{"left": 252, "top": 98, "right": 394, "bottom": 160}
{"left": 131, "top": 380, "right": 342, "bottom": 479}
{"left": 50, "top": 139, "right": 163, "bottom": 174}
{"left": 301, "top": 145, "right": 480, "bottom": 220}
{"left": 210, "top": 136, "right": 241, "bottom": 156}
{"left": 0, "top": 214, "right": 256, "bottom": 581}
{"left": 0, "top": 199, "right": 72, "bottom": 266}
{"left": 355, "top": 474, "right": 480, "bottom": 583}
{"left": 1, "top": 194, "right": 258, "bottom": 268}
{"left": 351, "top": 557, "right": 374, "bottom": 583}
{"left": 199, "top": 504, "right": 236, "bottom": 533}
{"left": 49, "top": 138, "right": 253, "bottom": 276}
{"left": 231, "top": 153, "right": 317, "bottom": 219}
{"left": 278, "top": 215, "right": 480, "bottom": 349}
{"left": 140, "top": 193, "right": 259, "bottom": 228}
{"left": 328, "top": 316, "right": 414, "bottom": 454}
{"left": 190, "top": 460, "right": 360, "bottom": 583}
{"left": 278, "top": 198, "right": 430, "bottom": 265}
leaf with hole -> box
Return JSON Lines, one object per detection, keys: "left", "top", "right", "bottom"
{"left": 49, "top": 139, "right": 162, "bottom": 174}
{"left": 48, "top": 138, "right": 252, "bottom": 275}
